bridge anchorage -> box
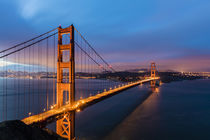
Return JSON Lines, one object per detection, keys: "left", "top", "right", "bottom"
{"left": 0, "top": 24, "right": 160, "bottom": 140}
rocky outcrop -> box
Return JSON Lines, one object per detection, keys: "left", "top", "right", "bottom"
{"left": 0, "top": 120, "right": 66, "bottom": 140}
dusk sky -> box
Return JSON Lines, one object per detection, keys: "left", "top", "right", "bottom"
{"left": 0, "top": 0, "right": 210, "bottom": 72}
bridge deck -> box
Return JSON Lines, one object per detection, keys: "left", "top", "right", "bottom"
{"left": 22, "top": 78, "right": 159, "bottom": 125}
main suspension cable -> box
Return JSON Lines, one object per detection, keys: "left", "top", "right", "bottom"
{"left": 74, "top": 27, "right": 116, "bottom": 72}
{"left": 0, "top": 28, "right": 57, "bottom": 54}
{"left": 0, "top": 32, "right": 58, "bottom": 59}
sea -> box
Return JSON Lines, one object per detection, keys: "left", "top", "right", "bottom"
{"left": 0, "top": 78, "right": 210, "bottom": 140}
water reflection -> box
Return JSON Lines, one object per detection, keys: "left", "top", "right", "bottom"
{"left": 104, "top": 85, "right": 161, "bottom": 140}
{"left": 105, "top": 79, "right": 210, "bottom": 140}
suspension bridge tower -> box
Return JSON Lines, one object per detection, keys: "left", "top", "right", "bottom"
{"left": 151, "top": 62, "right": 156, "bottom": 78}
{"left": 56, "top": 25, "right": 75, "bottom": 140}
{"left": 150, "top": 62, "right": 156, "bottom": 91}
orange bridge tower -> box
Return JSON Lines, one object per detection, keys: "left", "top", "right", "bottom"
{"left": 151, "top": 62, "right": 156, "bottom": 78}
{"left": 56, "top": 25, "right": 75, "bottom": 140}
{"left": 150, "top": 62, "right": 157, "bottom": 91}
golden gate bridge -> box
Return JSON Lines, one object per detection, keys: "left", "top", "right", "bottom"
{"left": 0, "top": 24, "right": 159, "bottom": 140}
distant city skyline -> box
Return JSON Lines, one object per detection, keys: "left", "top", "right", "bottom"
{"left": 0, "top": 0, "right": 210, "bottom": 72}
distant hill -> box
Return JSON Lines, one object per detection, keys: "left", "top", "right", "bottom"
{"left": 124, "top": 68, "right": 148, "bottom": 73}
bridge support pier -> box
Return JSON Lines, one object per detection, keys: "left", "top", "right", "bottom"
{"left": 56, "top": 25, "right": 75, "bottom": 140}
{"left": 56, "top": 112, "right": 75, "bottom": 140}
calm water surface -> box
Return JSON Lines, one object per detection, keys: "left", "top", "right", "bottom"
{"left": 1, "top": 78, "right": 210, "bottom": 140}
{"left": 75, "top": 79, "right": 210, "bottom": 140}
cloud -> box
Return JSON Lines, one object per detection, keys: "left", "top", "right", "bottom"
{"left": 0, "top": 60, "right": 18, "bottom": 67}
{"left": 16, "top": 0, "right": 43, "bottom": 19}
{"left": 1, "top": 0, "right": 210, "bottom": 72}
{"left": 110, "top": 54, "right": 210, "bottom": 72}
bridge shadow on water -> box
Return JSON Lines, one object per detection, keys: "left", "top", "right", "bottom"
{"left": 104, "top": 86, "right": 160, "bottom": 140}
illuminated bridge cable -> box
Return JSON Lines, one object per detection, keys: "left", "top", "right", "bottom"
{"left": 24, "top": 47, "right": 26, "bottom": 117}
{"left": 0, "top": 32, "right": 58, "bottom": 59}
{"left": 53, "top": 34, "right": 56, "bottom": 105}
{"left": 6, "top": 56, "right": 8, "bottom": 120}
{"left": 14, "top": 52, "right": 16, "bottom": 118}
{"left": 28, "top": 47, "right": 31, "bottom": 116}
{"left": 0, "top": 28, "right": 57, "bottom": 54}
{"left": 18, "top": 51, "right": 20, "bottom": 119}
{"left": 46, "top": 37, "right": 49, "bottom": 110}
{"left": 32, "top": 43, "right": 35, "bottom": 115}
{"left": 74, "top": 41, "right": 107, "bottom": 71}
{"left": 38, "top": 41, "right": 41, "bottom": 114}
{"left": 74, "top": 27, "right": 116, "bottom": 72}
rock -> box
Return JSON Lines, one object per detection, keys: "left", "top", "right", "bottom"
{"left": 0, "top": 120, "right": 67, "bottom": 140}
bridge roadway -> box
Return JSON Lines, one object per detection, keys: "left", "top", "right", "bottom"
{"left": 22, "top": 77, "right": 159, "bottom": 126}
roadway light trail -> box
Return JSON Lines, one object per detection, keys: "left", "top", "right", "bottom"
{"left": 22, "top": 77, "right": 159, "bottom": 125}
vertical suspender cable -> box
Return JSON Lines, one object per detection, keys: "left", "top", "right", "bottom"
{"left": 2, "top": 55, "right": 5, "bottom": 120}
{"left": 29, "top": 46, "right": 31, "bottom": 114}
{"left": 38, "top": 41, "right": 40, "bottom": 113}
{"left": 23, "top": 47, "right": 26, "bottom": 117}
{"left": 18, "top": 51, "right": 20, "bottom": 119}
{"left": 53, "top": 34, "right": 55, "bottom": 105}
{"left": 32, "top": 44, "right": 35, "bottom": 114}
{"left": 14, "top": 53, "right": 17, "bottom": 118}
{"left": 46, "top": 38, "right": 49, "bottom": 110}
{"left": 5, "top": 55, "right": 7, "bottom": 120}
